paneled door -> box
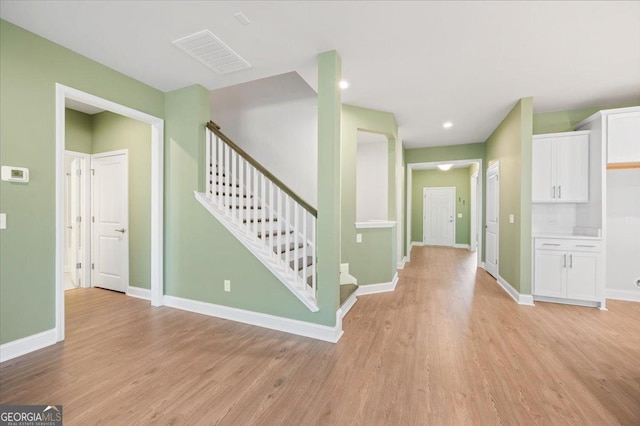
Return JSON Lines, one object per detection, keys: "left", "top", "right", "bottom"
{"left": 91, "top": 151, "right": 129, "bottom": 293}
{"left": 423, "top": 187, "right": 455, "bottom": 246}
{"left": 485, "top": 162, "right": 499, "bottom": 278}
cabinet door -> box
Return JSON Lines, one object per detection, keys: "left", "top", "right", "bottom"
{"left": 555, "top": 135, "right": 589, "bottom": 202}
{"left": 608, "top": 112, "right": 640, "bottom": 164}
{"left": 532, "top": 137, "right": 555, "bottom": 202}
{"left": 566, "top": 252, "right": 599, "bottom": 301}
{"left": 534, "top": 249, "right": 566, "bottom": 298}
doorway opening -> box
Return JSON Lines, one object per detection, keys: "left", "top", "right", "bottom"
{"left": 406, "top": 159, "right": 483, "bottom": 265}
{"left": 56, "top": 84, "right": 164, "bottom": 342}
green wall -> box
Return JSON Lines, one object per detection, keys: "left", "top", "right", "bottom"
{"left": 92, "top": 111, "right": 152, "bottom": 290}
{"left": 0, "top": 20, "right": 164, "bottom": 345}
{"left": 411, "top": 167, "right": 471, "bottom": 245}
{"left": 533, "top": 103, "right": 640, "bottom": 134}
{"left": 403, "top": 142, "right": 486, "bottom": 257}
{"left": 64, "top": 109, "right": 152, "bottom": 289}
{"left": 342, "top": 104, "right": 398, "bottom": 285}
{"left": 485, "top": 98, "right": 533, "bottom": 294}
{"left": 65, "top": 109, "right": 92, "bottom": 153}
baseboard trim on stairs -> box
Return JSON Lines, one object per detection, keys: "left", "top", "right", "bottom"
{"left": 496, "top": 275, "right": 535, "bottom": 306}
{"left": 397, "top": 256, "right": 407, "bottom": 269}
{"left": 340, "top": 292, "right": 358, "bottom": 318}
{"left": 356, "top": 273, "right": 399, "bottom": 296}
{"left": 127, "top": 286, "right": 151, "bottom": 300}
{"left": 163, "top": 295, "right": 343, "bottom": 343}
{"left": 0, "top": 329, "right": 57, "bottom": 363}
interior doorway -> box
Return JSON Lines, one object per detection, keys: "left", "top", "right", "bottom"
{"left": 55, "top": 84, "right": 164, "bottom": 342}
{"left": 423, "top": 187, "right": 456, "bottom": 246}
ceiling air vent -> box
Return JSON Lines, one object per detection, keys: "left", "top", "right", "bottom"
{"left": 172, "top": 30, "right": 251, "bottom": 75}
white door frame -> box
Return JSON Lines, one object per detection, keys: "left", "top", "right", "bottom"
{"left": 470, "top": 171, "right": 480, "bottom": 262}
{"left": 423, "top": 186, "right": 456, "bottom": 246}
{"left": 65, "top": 150, "right": 91, "bottom": 289}
{"left": 55, "top": 83, "right": 164, "bottom": 342}
{"left": 91, "top": 149, "right": 130, "bottom": 293}
{"left": 406, "top": 159, "right": 484, "bottom": 263}
{"left": 485, "top": 161, "right": 500, "bottom": 277}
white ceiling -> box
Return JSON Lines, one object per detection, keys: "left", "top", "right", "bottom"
{"left": 2, "top": 1, "right": 639, "bottom": 148}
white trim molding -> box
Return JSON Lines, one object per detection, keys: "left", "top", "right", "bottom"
{"left": 0, "top": 329, "right": 57, "bottom": 363}
{"left": 606, "top": 289, "right": 640, "bottom": 303}
{"left": 127, "top": 286, "right": 152, "bottom": 300}
{"left": 356, "top": 273, "right": 399, "bottom": 296}
{"left": 397, "top": 256, "right": 408, "bottom": 269}
{"left": 163, "top": 295, "right": 342, "bottom": 343}
{"left": 410, "top": 241, "right": 424, "bottom": 247}
{"left": 496, "top": 275, "right": 535, "bottom": 306}
{"left": 55, "top": 83, "right": 164, "bottom": 344}
{"left": 340, "top": 291, "right": 358, "bottom": 318}
{"left": 454, "top": 244, "right": 471, "bottom": 250}
{"left": 355, "top": 220, "right": 397, "bottom": 229}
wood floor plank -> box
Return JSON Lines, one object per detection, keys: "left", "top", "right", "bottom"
{"left": 1, "top": 246, "right": 639, "bottom": 425}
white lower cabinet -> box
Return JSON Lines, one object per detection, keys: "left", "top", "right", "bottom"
{"left": 533, "top": 238, "right": 603, "bottom": 307}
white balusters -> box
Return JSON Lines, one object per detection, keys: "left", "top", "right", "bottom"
{"left": 205, "top": 127, "right": 317, "bottom": 303}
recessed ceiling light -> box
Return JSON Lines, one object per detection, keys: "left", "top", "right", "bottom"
{"left": 438, "top": 164, "right": 453, "bottom": 171}
{"left": 339, "top": 80, "right": 349, "bottom": 89}
{"left": 443, "top": 121, "right": 453, "bottom": 129}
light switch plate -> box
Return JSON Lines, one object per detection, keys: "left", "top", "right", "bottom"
{"left": 509, "top": 214, "right": 515, "bottom": 224}
{"left": 356, "top": 233, "right": 362, "bottom": 243}
{"left": 0, "top": 213, "right": 5, "bottom": 230}
{"left": 457, "top": 213, "right": 462, "bottom": 218}
{"left": 224, "top": 280, "right": 231, "bottom": 292}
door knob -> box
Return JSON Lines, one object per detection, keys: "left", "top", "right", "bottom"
{"left": 115, "top": 228, "right": 126, "bottom": 233}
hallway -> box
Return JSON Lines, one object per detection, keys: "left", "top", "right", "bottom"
{"left": 1, "top": 246, "right": 638, "bottom": 424}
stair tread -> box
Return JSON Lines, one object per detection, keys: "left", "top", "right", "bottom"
{"left": 243, "top": 217, "right": 277, "bottom": 223}
{"left": 340, "top": 284, "right": 358, "bottom": 306}
{"left": 257, "top": 229, "right": 294, "bottom": 238}
{"left": 273, "top": 242, "right": 304, "bottom": 254}
{"left": 289, "top": 256, "right": 313, "bottom": 271}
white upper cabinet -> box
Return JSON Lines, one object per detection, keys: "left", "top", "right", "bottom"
{"left": 607, "top": 111, "right": 640, "bottom": 164}
{"left": 532, "top": 132, "right": 589, "bottom": 203}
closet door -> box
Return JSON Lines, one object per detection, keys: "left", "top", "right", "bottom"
{"left": 608, "top": 112, "right": 640, "bottom": 164}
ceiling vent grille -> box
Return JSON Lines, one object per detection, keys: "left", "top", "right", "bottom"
{"left": 172, "top": 30, "right": 251, "bottom": 75}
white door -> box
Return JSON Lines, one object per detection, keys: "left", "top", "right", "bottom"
{"left": 92, "top": 152, "right": 129, "bottom": 293}
{"left": 470, "top": 173, "right": 478, "bottom": 252}
{"left": 532, "top": 137, "right": 555, "bottom": 202}
{"left": 608, "top": 112, "right": 640, "bottom": 163}
{"left": 566, "top": 252, "right": 599, "bottom": 301}
{"left": 555, "top": 135, "right": 589, "bottom": 202}
{"left": 534, "top": 250, "right": 566, "bottom": 298}
{"left": 423, "top": 187, "right": 455, "bottom": 246}
{"left": 485, "top": 163, "right": 499, "bottom": 277}
{"left": 69, "top": 157, "right": 82, "bottom": 287}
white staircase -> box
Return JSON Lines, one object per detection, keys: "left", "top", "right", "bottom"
{"left": 195, "top": 122, "right": 318, "bottom": 311}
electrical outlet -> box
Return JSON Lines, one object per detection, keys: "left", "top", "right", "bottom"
{"left": 224, "top": 280, "right": 231, "bottom": 292}
{"left": 356, "top": 233, "right": 362, "bottom": 243}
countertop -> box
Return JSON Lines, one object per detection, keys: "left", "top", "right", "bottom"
{"left": 532, "top": 233, "right": 602, "bottom": 241}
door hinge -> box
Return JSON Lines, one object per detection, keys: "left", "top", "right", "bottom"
{"left": 91, "top": 263, "right": 95, "bottom": 270}
{"left": 76, "top": 262, "right": 81, "bottom": 269}
{"left": 92, "top": 216, "right": 95, "bottom": 223}
{"left": 91, "top": 169, "right": 95, "bottom": 176}
{"left": 76, "top": 216, "right": 81, "bottom": 223}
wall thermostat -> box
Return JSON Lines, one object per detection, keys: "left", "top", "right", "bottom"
{"left": 1, "top": 166, "right": 29, "bottom": 183}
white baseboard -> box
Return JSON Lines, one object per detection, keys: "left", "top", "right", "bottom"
{"left": 496, "top": 275, "right": 535, "bottom": 306}
{"left": 479, "top": 261, "right": 486, "bottom": 269}
{"left": 410, "top": 241, "right": 424, "bottom": 247}
{"left": 127, "top": 286, "right": 151, "bottom": 300}
{"left": 0, "top": 329, "right": 57, "bottom": 363}
{"left": 454, "top": 244, "right": 471, "bottom": 250}
{"left": 163, "top": 295, "right": 343, "bottom": 343}
{"left": 340, "top": 292, "right": 358, "bottom": 318}
{"left": 533, "top": 295, "right": 602, "bottom": 308}
{"left": 356, "top": 273, "right": 399, "bottom": 296}
{"left": 606, "top": 289, "right": 640, "bottom": 302}
{"left": 397, "top": 256, "right": 407, "bottom": 269}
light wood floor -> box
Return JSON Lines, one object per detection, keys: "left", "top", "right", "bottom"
{"left": 1, "top": 246, "right": 639, "bottom": 425}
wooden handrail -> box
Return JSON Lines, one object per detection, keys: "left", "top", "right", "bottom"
{"left": 607, "top": 162, "right": 640, "bottom": 170}
{"left": 206, "top": 121, "right": 318, "bottom": 217}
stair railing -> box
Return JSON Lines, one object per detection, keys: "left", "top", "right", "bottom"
{"left": 205, "top": 121, "right": 318, "bottom": 299}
